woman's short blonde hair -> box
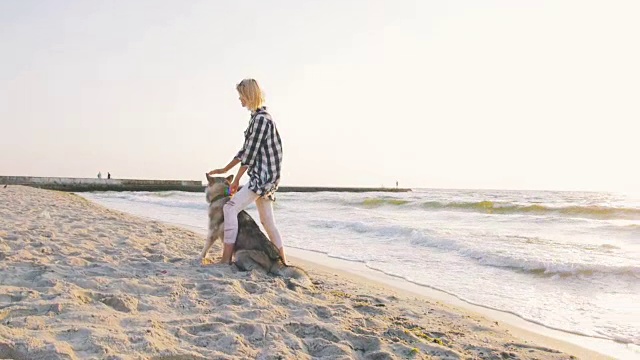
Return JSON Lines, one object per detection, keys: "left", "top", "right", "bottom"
{"left": 236, "top": 78, "right": 265, "bottom": 111}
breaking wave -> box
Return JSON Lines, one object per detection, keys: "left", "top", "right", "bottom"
{"left": 361, "top": 198, "right": 411, "bottom": 207}
{"left": 351, "top": 197, "right": 640, "bottom": 220}
{"left": 312, "top": 219, "right": 640, "bottom": 279}
{"left": 419, "top": 201, "right": 640, "bottom": 220}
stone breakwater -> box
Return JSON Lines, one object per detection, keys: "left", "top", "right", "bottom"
{"left": 0, "top": 176, "right": 411, "bottom": 193}
{"left": 0, "top": 176, "right": 204, "bottom": 192}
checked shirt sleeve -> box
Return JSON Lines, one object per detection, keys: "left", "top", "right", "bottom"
{"left": 235, "top": 116, "right": 269, "bottom": 168}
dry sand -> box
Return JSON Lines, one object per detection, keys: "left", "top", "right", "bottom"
{"left": 0, "top": 186, "right": 602, "bottom": 359}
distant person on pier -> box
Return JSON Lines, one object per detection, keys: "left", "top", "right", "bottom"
{"left": 208, "top": 78, "right": 286, "bottom": 265}
{"left": 107, "top": 172, "right": 111, "bottom": 179}
{"left": 97, "top": 172, "right": 102, "bottom": 179}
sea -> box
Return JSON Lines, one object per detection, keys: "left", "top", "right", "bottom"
{"left": 79, "top": 188, "right": 640, "bottom": 354}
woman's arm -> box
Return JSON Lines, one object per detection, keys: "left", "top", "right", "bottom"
{"left": 208, "top": 158, "right": 240, "bottom": 175}
{"left": 209, "top": 116, "right": 268, "bottom": 177}
{"left": 222, "top": 158, "right": 240, "bottom": 172}
{"left": 231, "top": 165, "right": 248, "bottom": 192}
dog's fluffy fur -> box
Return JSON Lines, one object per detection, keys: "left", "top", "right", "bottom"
{"left": 203, "top": 174, "right": 309, "bottom": 285}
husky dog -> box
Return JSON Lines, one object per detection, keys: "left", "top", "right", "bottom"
{"left": 203, "top": 174, "right": 310, "bottom": 284}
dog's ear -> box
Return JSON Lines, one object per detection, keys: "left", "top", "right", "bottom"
{"left": 225, "top": 174, "right": 234, "bottom": 184}
{"left": 206, "top": 173, "right": 215, "bottom": 185}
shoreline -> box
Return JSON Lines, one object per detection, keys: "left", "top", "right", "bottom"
{"left": 1, "top": 186, "right": 634, "bottom": 359}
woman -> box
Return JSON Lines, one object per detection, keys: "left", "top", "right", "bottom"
{"left": 208, "top": 79, "right": 286, "bottom": 265}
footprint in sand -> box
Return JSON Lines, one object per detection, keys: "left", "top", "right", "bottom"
{"left": 183, "top": 322, "right": 226, "bottom": 336}
{"left": 232, "top": 323, "right": 267, "bottom": 342}
{"left": 361, "top": 350, "right": 396, "bottom": 360}
{"left": 505, "top": 342, "right": 562, "bottom": 354}
{"left": 284, "top": 322, "right": 340, "bottom": 343}
{"left": 195, "top": 283, "right": 217, "bottom": 297}
{"left": 98, "top": 294, "right": 139, "bottom": 313}
{"left": 240, "top": 281, "right": 261, "bottom": 295}
{"left": 303, "top": 337, "right": 351, "bottom": 358}
{"left": 22, "top": 269, "right": 47, "bottom": 281}
{"left": 144, "top": 254, "right": 167, "bottom": 263}
{"left": 71, "top": 290, "right": 93, "bottom": 305}
{"left": 351, "top": 303, "right": 386, "bottom": 316}
{"left": 313, "top": 305, "right": 333, "bottom": 319}
{"left": 4, "top": 234, "right": 19, "bottom": 241}
{"left": 343, "top": 333, "right": 382, "bottom": 353}
{"left": 72, "top": 291, "right": 139, "bottom": 313}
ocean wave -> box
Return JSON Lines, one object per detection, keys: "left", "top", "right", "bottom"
{"left": 419, "top": 201, "right": 640, "bottom": 220}
{"left": 618, "top": 224, "right": 640, "bottom": 235}
{"left": 407, "top": 235, "right": 640, "bottom": 278}
{"left": 339, "top": 196, "right": 640, "bottom": 220}
{"left": 465, "top": 251, "right": 640, "bottom": 278}
{"left": 361, "top": 198, "right": 411, "bottom": 207}
{"left": 310, "top": 219, "right": 420, "bottom": 239}
{"left": 313, "top": 219, "right": 640, "bottom": 279}
{"left": 597, "top": 243, "right": 621, "bottom": 251}
{"left": 594, "top": 223, "right": 640, "bottom": 238}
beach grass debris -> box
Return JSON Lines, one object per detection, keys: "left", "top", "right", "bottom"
{"left": 330, "top": 290, "right": 352, "bottom": 298}
{"left": 413, "top": 330, "right": 446, "bottom": 346}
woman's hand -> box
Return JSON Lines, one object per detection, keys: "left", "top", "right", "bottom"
{"left": 208, "top": 168, "right": 225, "bottom": 175}
{"left": 230, "top": 178, "right": 240, "bottom": 195}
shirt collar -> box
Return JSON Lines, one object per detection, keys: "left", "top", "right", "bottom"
{"left": 251, "top": 106, "right": 267, "bottom": 117}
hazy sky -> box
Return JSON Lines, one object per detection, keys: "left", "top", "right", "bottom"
{"left": 1, "top": 0, "right": 638, "bottom": 192}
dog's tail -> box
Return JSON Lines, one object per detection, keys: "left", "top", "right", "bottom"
{"left": 270, "top": 263, "right": 312, "bottom": 290}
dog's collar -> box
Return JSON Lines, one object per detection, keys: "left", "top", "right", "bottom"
{"left": 209, "top": 187, "right": 232, "bottom": 204}
{"left": 209, "top": 194, "right": 228, "bottom": 204}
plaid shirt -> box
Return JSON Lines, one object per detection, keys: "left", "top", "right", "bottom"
{"left": 234, "top": 107, "right": 283, "bottom": 201}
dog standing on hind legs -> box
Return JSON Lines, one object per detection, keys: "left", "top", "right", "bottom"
{"left": 202, "top": 174, "right": 310, "bottom": 285}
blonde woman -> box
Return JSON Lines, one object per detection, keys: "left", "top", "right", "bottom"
{"left": 208, "top": 79, "right": 286, "bottom": 265}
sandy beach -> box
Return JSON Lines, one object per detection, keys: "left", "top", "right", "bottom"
{"left": 0, "top": 186, "right": 606, "bottom": 359}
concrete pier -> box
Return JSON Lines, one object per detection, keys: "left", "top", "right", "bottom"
{"left": 0, "top": 176, "right": 411, "bottom": 193}
{"left": 0, "top": 176, "right": 204, "bottom": 192}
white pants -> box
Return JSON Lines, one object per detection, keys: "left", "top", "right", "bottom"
{"left": 223, "top": 185, "right": 284, "bottom": 249}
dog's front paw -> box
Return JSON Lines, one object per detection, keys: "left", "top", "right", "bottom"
{"left": 201, "top": 257, "right": 216, "bottom": 266}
